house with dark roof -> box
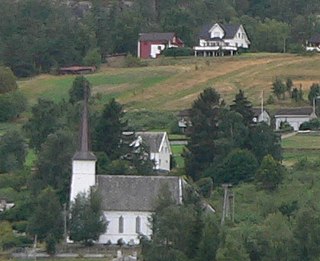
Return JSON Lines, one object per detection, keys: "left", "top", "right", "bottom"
{"left": 69, "top": 89, "right": 187, "bottom": 245}
{"left": 306, "top": 34, "right": 320, "bottom": 52}
{"left": 275, "top": 107, "right": 317, "bottom": 131}
{"left": 137, "top": 32, "right": 184, "bottom": 59}
{"left": 194, "top": 23, "right": 250, "bottom": 57}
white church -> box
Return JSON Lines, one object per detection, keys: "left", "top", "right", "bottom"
{"left": 69, "top": 89, "right": 184, "bottom": 244}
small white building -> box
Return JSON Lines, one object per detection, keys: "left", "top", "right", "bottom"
{"left": 131, "top": 132, "right": 172, "bottom": 172}
{"left": 194, "top": 23, "right": 250, "bottom": 57}
{"left": 306, "top": 34, "right": 320, "bottom": 52}
{"left": 252, "top": 108, "right": 271, "bottom": 125}
{"left": 275, "top": 107, "right": 316, "bottom": 131}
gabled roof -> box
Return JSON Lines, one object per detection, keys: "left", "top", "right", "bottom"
{"left": 220, "top": 24, "right": 241, "bottom": 39}
{"left": 135, "top": 132, "right": 167, "bottom": 153}
{"left": 252, "top": 108, "right": 269, "bottom": 117}
{"left": 275, "top": 107, "right": 314, "bottom": 116}
{"left": 96, "top": 175, "right": 182, "bottom": 211}
{"left": 139, "top": 32, "right": 176, "bottom": 42}
{"left": 199, "top": 23, "right": 241, "bottom": 40}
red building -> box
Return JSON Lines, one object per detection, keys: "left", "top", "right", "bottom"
{"left": 137, "top": 32, "right": 184, "bottom": 59}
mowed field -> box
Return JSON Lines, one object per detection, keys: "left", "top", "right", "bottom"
{"left": 18, "top": 53, "right": 320, "bottom": 111}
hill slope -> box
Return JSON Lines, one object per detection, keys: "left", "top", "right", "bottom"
{"left": 19, "top": 53, "right": 320, "bottom": 111}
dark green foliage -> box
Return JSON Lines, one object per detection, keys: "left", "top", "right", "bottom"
{"left": 32, "top": 129, "right": 75, "bottom": 203}
{"left": 272, "top": 78, "right": 286, "bottom": 99}
{"left": 195, "top": 177, "right": 213, "bottom": 198}
{"left": 286, "top": 78, "right": 293, "bottom": 93}
{"left": 299, "top": 118, "right": 320, "bottom": 130}
{"left": 293, "top": 206, "right": 320, "bottom": 261}
{"left": 93, "top": 99, "right": 127, "bottom": 160}
{"left": 185, "top": 87, "right": 222, "bottom": 180}
{"left": 23, "top": 98, "right": 61, "bottom": 152}
{"left": 206, "top": 149, "right": 258, "bottom": 185}
{"left": 255, "top": 155, "right": 285, "bottom": 191}
{"left": 0, "top": 131, "right": 26, "bottom": 173}
{"left": 247, "top": 123, "right": 282, "bottom": 163}
{"left": 308, "top": 83, "right": 320, "bottom": 105}
{"left": 143, "top": 185, "right": 206, "bottom": 261}
{"left": 291, "top": 87, "right": 303, "bottom": 102}
{"left": 0, "top": 91, "right": 27, "bottom": 122}
{"left": 27, "top": 187, "right": 63, "bottom": 242}
{"left": 69, "top": 76, "right": 91, "bottom": 104}
{"left": 162, "top": 47, "right": 193, "bottom": 57}
{"left": 279, "top": 121, "right": 294, "bottom": 132}
{"left": 69, "top": 190, "right": 107, "bottom": 245}
{"left": 0, "top": 66, "right": 17, "bottom": 94}
{"left": 83, "top": 48, "right": 101, "bottom": 67}
{"left": 230, "top": 89, "right": 254, "bottom": 126}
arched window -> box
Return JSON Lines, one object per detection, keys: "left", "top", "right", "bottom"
{"left": 119, "top": 216, "right": 124, "bottom": 233}
{"left": 136, "top": 216, "right": 141, "bottom": 234}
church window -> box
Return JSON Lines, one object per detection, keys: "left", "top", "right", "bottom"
{"left": 136, "top": 216, "right": 141, "bottom": 234}
{"left": 119, "top": 216, "right": 124, "bottom": 233}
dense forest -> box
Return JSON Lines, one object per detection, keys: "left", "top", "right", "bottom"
{"left": 1, "top": 0, "right": 320, "bottom": 76}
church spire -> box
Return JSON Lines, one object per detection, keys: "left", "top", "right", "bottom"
{"left": 73, "top": 82, "right": 96, "bottom": 161}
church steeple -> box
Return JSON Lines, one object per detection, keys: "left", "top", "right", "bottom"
{"left": 72, "top": 83, "right": 97, "bottom": 161}
{"left": 70, "top": 81, "right": 97, "bottom": 202}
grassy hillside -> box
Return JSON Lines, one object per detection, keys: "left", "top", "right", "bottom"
{"left": 18, "top": 53, "right": 320, "bottom": 112}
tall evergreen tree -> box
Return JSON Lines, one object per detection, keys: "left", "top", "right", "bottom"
{"left": 93, "top": 99, "right": 127, "bottom": 160}
{"left": 185, "top": 87, "right": 222, "bottom": 181}
{"left": 230, "top": 89, "right": 254, "bottom": 126}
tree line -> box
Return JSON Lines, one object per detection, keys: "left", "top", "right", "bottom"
{"left": 1, "top": 0, "right": 320, "bottom": 76}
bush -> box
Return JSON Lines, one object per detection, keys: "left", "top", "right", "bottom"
{"left": 279, "top": 121, "right": 294, "bottom": 132}
{"left": 0, "top": 66, "right": 17, "bottom": 94}
{"left": 124, "top": 54, "right": 147, "bottom": 67}
{"left": 83, "top": 48, "right": 101, "bottom": 68}
{"left": 299, "top": 118, "right": 320, "bottom": 130}
{"left": 162, "top": 47, "right": 193, "bottom": 57}
{"left": 195, "top": 177, "right": 213, "bottom": 198}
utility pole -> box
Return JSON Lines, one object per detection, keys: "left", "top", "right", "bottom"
{"left": 221, "top": 184, "right": 235, "bottom": 225}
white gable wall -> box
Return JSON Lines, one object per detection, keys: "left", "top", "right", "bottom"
{"left": 209, "top": 24, "right": 225, "bottom": 39}
{"left": 275, "top": 116, "right": 313, "bottom": 131}
{"left": 70, "top": 160, "right": 96, "bottom": 202}
{"left": 224, "top": 26, "right": 250, "bottom": 48}
{"left": 99, "top": 211, "right": 152, "bottom": 244}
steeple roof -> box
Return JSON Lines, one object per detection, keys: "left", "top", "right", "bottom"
{"left": 73, "top": 83, "right": 97, "bottom": 161}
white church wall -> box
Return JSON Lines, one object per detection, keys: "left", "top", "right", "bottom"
{"left": 70, "top": 160, "right": 96, "bottom": 202}
{"left": 99, "top": 211, "right": 152, "bottom": 244}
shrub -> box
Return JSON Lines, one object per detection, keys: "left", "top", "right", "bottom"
{"left": 299, "top": 118, "right": 320, "bottom": 130}
{"left": 83, "top": 48, "right": 101, "bottom": 68}
{"left": 255, "top": 155, "right": 285, "bottom": 191}
{"left": 162, "top": 47, "right": 193, "bottom": 57}
{"left": 0, "top": 91, "right": 27, "bottom": 122}
{"left": 124, "top": 54, "right": 147, "bottom": 67}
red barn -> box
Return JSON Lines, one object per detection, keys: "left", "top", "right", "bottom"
{"left": 137, "top": 32, "right": 184, "bottom": 59}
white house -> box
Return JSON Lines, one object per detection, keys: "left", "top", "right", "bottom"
{"left": 252, "top": 108, "right": 271, "bottom": 125}
{"left": 129, "top": 132, "right": 172, "bottom": 172}
{"left": 275, "top": 107, "right": 316, "bottom": 131}
{"left": 194, "top": 23, "right": 250, "bottom": 57}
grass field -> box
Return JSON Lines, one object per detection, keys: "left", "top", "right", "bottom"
{"left": 282, "top": 133, "right": 320, "bottom": 166}
{"left": 17, "top": 53, "right": 320, "bottom": 111}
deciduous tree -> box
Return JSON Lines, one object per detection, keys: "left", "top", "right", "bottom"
{"left": 69, "top": 190, "right": 107, "bottom": 245}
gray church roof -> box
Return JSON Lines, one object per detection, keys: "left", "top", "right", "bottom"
{"left": 96, "top": 175, "right": 182, "bottom": 211}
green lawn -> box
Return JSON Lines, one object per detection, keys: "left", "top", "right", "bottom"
{"left": 171, "top": 144, "right": 185, "bottom": 169}
{"left": 282, "top": 133, "right": 320, "bottom": 149}
{"left": 282, "top": 133, "right": 320, "bottom": 166}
